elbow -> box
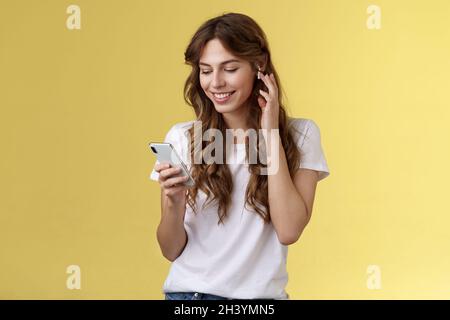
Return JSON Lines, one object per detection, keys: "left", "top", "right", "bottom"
{"left": 278, "top": 222, "right": 309, "bottom": 245}
{"left": 159, "top": 243, "right": 180, "bottom": 262}
{"left": 157, "top": 230, "right": 186, "bottom": 262}
{"left": 279, "top": 230, "right": 302, "bottom": 246}
{"left": 276, "top": 204, "right": 312, "bottom": 246}
{"left": 157, "top": 233, "right": 178, "bottom": 262}
{"left": 163, "top": 252, "right": 177, "bottom": 262}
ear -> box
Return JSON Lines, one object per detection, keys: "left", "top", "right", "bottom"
{"left": 255, "top": 63, "right": 266, "bottom": 72}
{"left": 255, "top": 54, "right": 268, "bottom": 72}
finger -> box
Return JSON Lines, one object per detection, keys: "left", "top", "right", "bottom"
{"left": 258, "top": 71, "right": 269, "bottom": 89}
{"left": 259, "top": 89, "right": 270, "bottom": 101}
{"left": 155, "top": 162, "right": 171, "bottom": 172}
{"left": 163, "top": 175, "right": 189, "bottom": 188}
{"left": 265, "top": 73, "right": 278, "bottom": 97}
{"left": 269, "top": 73, "right": 278, "bottom": 91}
{"left": 158, "top": 167, "right": 181, "bottom": 183}
{"left": 159, "top": 167, "right": 181, "bottom": 180}
{"left": 259, "top": 72, "right": 275, "bottom": 96}
{"left": 164, "top": 185, "right": 187, "bottom": 197}
{"left": 257, "top": 95, "right": 266, "bottom": 108}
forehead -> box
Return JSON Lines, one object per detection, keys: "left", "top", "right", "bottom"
{"left": 199, "top": 39, "right": 241, "bottom": 65}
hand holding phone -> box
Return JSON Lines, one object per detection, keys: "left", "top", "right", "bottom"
{"left": 153, "top": 162, "right": 191, "bottom": 204}
{"left": 149, "top": 142, "right": 195, "bottom": 191}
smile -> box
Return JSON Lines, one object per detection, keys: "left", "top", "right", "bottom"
{"left": 212, "top": 91, "right": 235, "bottom": 103}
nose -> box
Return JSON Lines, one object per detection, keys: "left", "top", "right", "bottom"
{"left": 211, "top": 71, "right": 225, "bottom": 89}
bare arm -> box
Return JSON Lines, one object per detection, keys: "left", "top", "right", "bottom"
{"left": 266, "top": 134, "right": 319, "bottom": 245}
{"left": 155, "top": 163, "right": 190, "bottom": 261}
{"left": 257, "top": 72, "right": 319, "bottom": 245}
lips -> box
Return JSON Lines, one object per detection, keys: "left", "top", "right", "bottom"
{"left": 211, "top": 91, "right": 235, "bottom": 104}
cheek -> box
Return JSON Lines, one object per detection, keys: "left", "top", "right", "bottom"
{"left": 234, "top": 77, "right": 254, "bottom": 96}
{"left": 231, "top": 73, "right": 254, "bottom": 91}
{"left": 199, "top": 78, "right": 207, "bottom": 91}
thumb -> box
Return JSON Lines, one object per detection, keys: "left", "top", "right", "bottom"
{"left": 258, "top": 96, "right": 266, "bottom": 109}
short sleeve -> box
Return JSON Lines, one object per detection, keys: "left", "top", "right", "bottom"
{"left": 149, "top": 124, "right": 185, "bottom": 181}
{"left": 297, "top": 119, "right": 330, "bottom": 181}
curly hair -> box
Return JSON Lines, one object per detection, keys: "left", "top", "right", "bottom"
{"left": 183, "top": 12, "right": 302, "bottom": 225}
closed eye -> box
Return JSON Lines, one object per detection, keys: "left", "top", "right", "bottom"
{"left": 200, "top": 69, "right": 238, "bottom": 75}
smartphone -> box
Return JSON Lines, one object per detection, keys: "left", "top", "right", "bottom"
{"left": 149, "top": 142, "right": 195, "bottom": 187}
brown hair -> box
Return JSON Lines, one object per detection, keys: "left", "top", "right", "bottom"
{"left": 183, "top": 12, "right": 301, "bottom": 224}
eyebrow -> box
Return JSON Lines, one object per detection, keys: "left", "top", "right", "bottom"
{"left": 199, "top": 59, "right": 241, "bottom": 66}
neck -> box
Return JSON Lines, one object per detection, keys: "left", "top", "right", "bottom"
{"left": 221, "top": 105, "right": 251, "bottom": 144}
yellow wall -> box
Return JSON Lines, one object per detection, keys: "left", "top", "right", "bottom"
{"left": 1, "top": 0, "right": 449, "bottom": 299}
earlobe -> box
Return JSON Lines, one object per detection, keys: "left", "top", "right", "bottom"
{"left": 256, "top": 65, "right": 262, "bottom": 79}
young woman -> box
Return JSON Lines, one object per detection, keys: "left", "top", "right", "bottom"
{"left": 150, "top": 12, "right": 330, "bottom": 300}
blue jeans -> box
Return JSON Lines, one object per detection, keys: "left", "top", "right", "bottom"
{"left": 165, "top": 292, "right": 232, "bottom": 300}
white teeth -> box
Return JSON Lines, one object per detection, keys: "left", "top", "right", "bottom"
{"left": 213, "top": 92, "right": 233, "bottom": 98}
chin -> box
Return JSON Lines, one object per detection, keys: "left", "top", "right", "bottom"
{"left": 213, "top": 104, "right": 239, "bottom": 114}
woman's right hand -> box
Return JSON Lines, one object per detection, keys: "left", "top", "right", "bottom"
{"left": 155, "top": 162, "right": 190, "bottom": 205}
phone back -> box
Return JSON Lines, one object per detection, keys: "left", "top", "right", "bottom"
{"left": 151, "top": 143, "right": 182, "bottom": 165}
{"left": 149, "top": 142, "right": 194, "bottom": 187}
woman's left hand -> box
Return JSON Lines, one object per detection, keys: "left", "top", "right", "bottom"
{"left": 257, "top": 72, "right": 279, "bottom": 131}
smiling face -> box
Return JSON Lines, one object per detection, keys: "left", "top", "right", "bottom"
{"left": 199, "top": 38, "right": 256, "bottom": 120}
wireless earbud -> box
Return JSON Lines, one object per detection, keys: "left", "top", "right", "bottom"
{"left": 256, "top": 65, "right": 262, "bottom": 79}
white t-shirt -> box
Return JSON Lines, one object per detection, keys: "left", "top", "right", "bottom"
{"left": 149, "top": 118, "right": 330, "bottom": 299}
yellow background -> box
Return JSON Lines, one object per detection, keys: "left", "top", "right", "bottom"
{"left": 1, "top": 0, "right": 449, "bottom": 299}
